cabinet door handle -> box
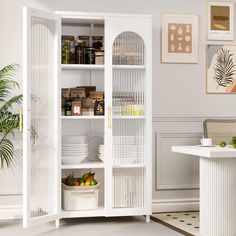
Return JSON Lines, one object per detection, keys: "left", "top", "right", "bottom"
{"left": 107, "top": 106, "right": 110, "bottom": 129}
{"left": 108, "top": 106, "right": 112, "bottom": 129}
{"left": 109, "top": 106, "right": 112, "bottom": 129}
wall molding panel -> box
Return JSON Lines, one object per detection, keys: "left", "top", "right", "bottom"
{"left": 155, "top": 131, "right": 201, "bottom": 191}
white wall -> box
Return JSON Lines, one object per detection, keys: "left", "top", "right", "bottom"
{"left": 0, "top": 0, "right": 236, "bottom": 217}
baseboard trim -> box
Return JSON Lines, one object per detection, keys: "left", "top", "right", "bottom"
{"left": 152, "top": 198, "right": 199, "bottom": 213}
{"left": 0, "top": 199, "right": 199, "bottom": 220}
{"left": 0, "top": 205, "right": 22, "bottom": 219}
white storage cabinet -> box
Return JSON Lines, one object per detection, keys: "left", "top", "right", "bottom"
{"left": 23, "top": 7, "right": 152, "bottom": 227}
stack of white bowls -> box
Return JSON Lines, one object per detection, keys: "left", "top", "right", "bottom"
{"left": 62, "top": 136, "right": 88, "bottom": 164}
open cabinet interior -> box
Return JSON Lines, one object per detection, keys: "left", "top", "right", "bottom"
{"left": 23, "top": 8, "right": 151, "bottom": 227}
{"left": 60, "top": 17, "right": 106, "bottom": 216}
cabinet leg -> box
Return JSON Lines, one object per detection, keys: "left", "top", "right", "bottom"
{"left": 55, "top": 219, "right": 60, "bottom": 228}
{"left": 146, "top": 215, "right": 150, "bottom": 223}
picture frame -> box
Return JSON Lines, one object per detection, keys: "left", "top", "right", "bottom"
{"left": 206, "top": 44, "right": 236, "bottom": 94}
{"left": 207, "top": 2, "right": 234, "bottom": 41}
{"left": 161, "top": 13, "right": 199, "bottom": 63}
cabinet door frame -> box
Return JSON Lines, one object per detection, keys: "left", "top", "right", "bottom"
{"left": 23, "top": 6, "right": 61, "bottom": 227}
{"left": 104, "top": 16, "right": 152, "bottom": 216}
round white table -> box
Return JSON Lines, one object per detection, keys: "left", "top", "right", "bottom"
{"left": 172, "top": 145, "right": 236, "bottom": 236}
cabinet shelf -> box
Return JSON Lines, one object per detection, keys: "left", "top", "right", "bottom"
{"left": 62, "top": 207, "right": 105, "bottom": 218}
{"left": 61, "top": 116, "right": 105, "bottom": 120}
{"left": 112, "top": 116, "right": 145, "bottom": 119}
{"left": 61, "top": 64, "right": 104, "bottom": 70}
{"left": 112, "top": 65, "right": 145, "bottom": 70}
{"left": 112, "top": 163, "right": 145, "bottom": 168}
{"left": 61, "top": 160, "right": 104, "bottom": 169}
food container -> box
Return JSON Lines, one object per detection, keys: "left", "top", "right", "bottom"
{"left": 94, "top": 100, "right": 104, "bottom": 116}
{"left": 71, "top": 100, "right": 82, "bottom": 116}
{"left": 82, "top": 98, "right": 93, "bottom": 108}
{"left": 65, "top": 98, "right": 72, "bottom": 116}
{"left": 62, "top": 35, "right": 75, "bottom": 64}
{"left": 61, "top": 88, "right": 70, "bottom": 115}
{"left": 90, "top": 91, "right": 104, "bottom": 101}
{"left": 95, "top": 51, "right": 104, "bottom": 65}
{"left": 92, "top": 36, "right": 103, "bottom": 49}
{"left": 75, "top": 40, "right": 85, "bottom": 64}
{"left": 77, "top": 86, "right": 96, "bottom": 97}
{"left": 62, "top": 182, "right": 100, "bottom": 211}
{"left": 85, "top": 47, "right": 95, "bottom": 64}
{"left": 78, "top": 35, "right": 89, "bottom": 47}
{"left": 82, "top": 108, "right": 94, "bottom": 116}
{"left": 70, "top": 88, "right": 86, "bottom": 99}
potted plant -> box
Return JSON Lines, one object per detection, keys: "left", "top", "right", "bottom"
{"left": 0, "top": 64, "right": 22, "bottom": 169}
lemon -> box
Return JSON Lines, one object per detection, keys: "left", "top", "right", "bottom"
{"left": 85, "top": 181, "right": 91, "bottom": 186}
{"left": 219, "top": 141, "right": 226, "bottom": 147}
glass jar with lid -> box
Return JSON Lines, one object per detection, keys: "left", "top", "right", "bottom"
{"left": 61, "top": 35, "right": 75, "bottom": 64}
{"left": 75, "top": 39, "right": 85, "bottom": 64}
{"left": 85, "top": 47, "right": 95, "bottom": 64}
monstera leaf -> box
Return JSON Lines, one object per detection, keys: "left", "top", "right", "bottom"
{"left": 214, "top": 48, "right": 236, "bottom": 89}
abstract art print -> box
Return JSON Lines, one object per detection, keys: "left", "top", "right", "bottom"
{"left": 161, "top": 14, "right": 199, "bottom": 63}
{"left": 207, "top": 45, "right": 236, "bottom": 93}
{"left": 208, "top": 2, "right": 234, "bottom": 40}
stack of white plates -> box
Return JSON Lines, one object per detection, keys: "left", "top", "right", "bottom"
{"left": 98, "top": 145, "right": 105, "bottom": 162}
{"left": 62, "top": 136, "right": 88, "bottom": 164}
{"left": 87, "top": 135, "right": 104, "bottom": 161}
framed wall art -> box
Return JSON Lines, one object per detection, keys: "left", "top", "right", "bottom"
{"left": 207, "top": 2, "right": 234, "bottom": 41}
{"left": 161, "top": 13, "right": 199, "bottom": 63}
{"left": 207, "top": 44, "right": 236, "bottom": 93}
